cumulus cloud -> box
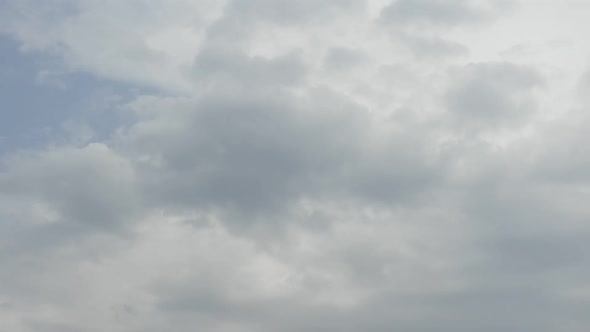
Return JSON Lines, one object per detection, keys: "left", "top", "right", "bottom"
{"left": 118, "top": 86, "right": 441, "bottom": 226}
{"left": 2, "top": 0, "right": 590, "bottom": 331}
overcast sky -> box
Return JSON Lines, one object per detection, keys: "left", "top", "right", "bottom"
{"left": 1, "top": 0, "right": 590, "bottom": 331}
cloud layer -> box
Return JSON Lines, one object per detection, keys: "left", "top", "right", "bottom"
{"left": 2, "top": 0, "right": 590, "bottom": 331}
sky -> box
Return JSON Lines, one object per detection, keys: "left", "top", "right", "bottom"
{"left": 1, "top": 0, "right": 590, "bottom": 331}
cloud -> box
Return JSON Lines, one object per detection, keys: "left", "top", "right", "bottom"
{"left": 3, "top": 0, "right": 590, "bottom": 331}
{"left": 0, "top": 143, "right": 139, "bottom": 231}
{"left": 223, "top": 0, "right": 365, "bottom": 24}
{"left": 118, "top": 84, "right": 441, "bottom": 229}
{"left": 0, "top": 0, "right": 226, "bottom": 91}
{"left": 445, "top": 62, "right": 543, "bottom": 132}
{"left": 401, "top": 34, "right": 469, "bottom": 58}
{"left": 323, "top": 47, "right": 369, "bottom": 71}
{"left": 379, "top": 0, "right": 508, "bottom": 28}
{"left": 193, "top": 49, "right": 306, "bottom": 87}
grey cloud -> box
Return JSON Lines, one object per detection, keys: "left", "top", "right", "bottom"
{"left": 203, "top": 0, "right": 365, "bottom": 51}
{"left": 0, "top": 0, "right": 225, "bottom": 91}
{"left": 150, "top": 262, "right": 579, "bottom": 332}
{"left": 193, "top": 49, "right": 306, "bottom": 87}
{"left": 445, "top": 62, "right": 542, "bottom": 132}
{"left": 380, "top": 0, "right": 508, "bottom": 28}
{"left": 0, "top": 143, "right": 135, "bottom": 306}
{"left": 401, "top": 34, "right": 469, "bottom": 58}
{"left": 0, "top": 143, "right": 139, "bottom": 231}
{"left": 323, "top": 47, "right": 368, "bottom": 71}
{"left": 511, "top": 77, "right": 590, "bottom": 184}
{"left": 23, "top": 320, "right": 87, "bottom": 332}
{"left": 577, "top": 69, "right": 590, "bottom": 99}
{"left": 121, "top": 87, "right": 442, "bottom": 228}
{"left": 533, "top": 127, "right": 590, "bottom": 184}
{"left": 479, "top": 232, "right": 590, "bottom": 275}
{"left": 224, "top": 0, "right": 365, "bottom": 24}
{"left": 3, "top": 1, "right": 590, "bottom": 331}
{"left": 122, "top": 90, "right": 365, "bottom": 217}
